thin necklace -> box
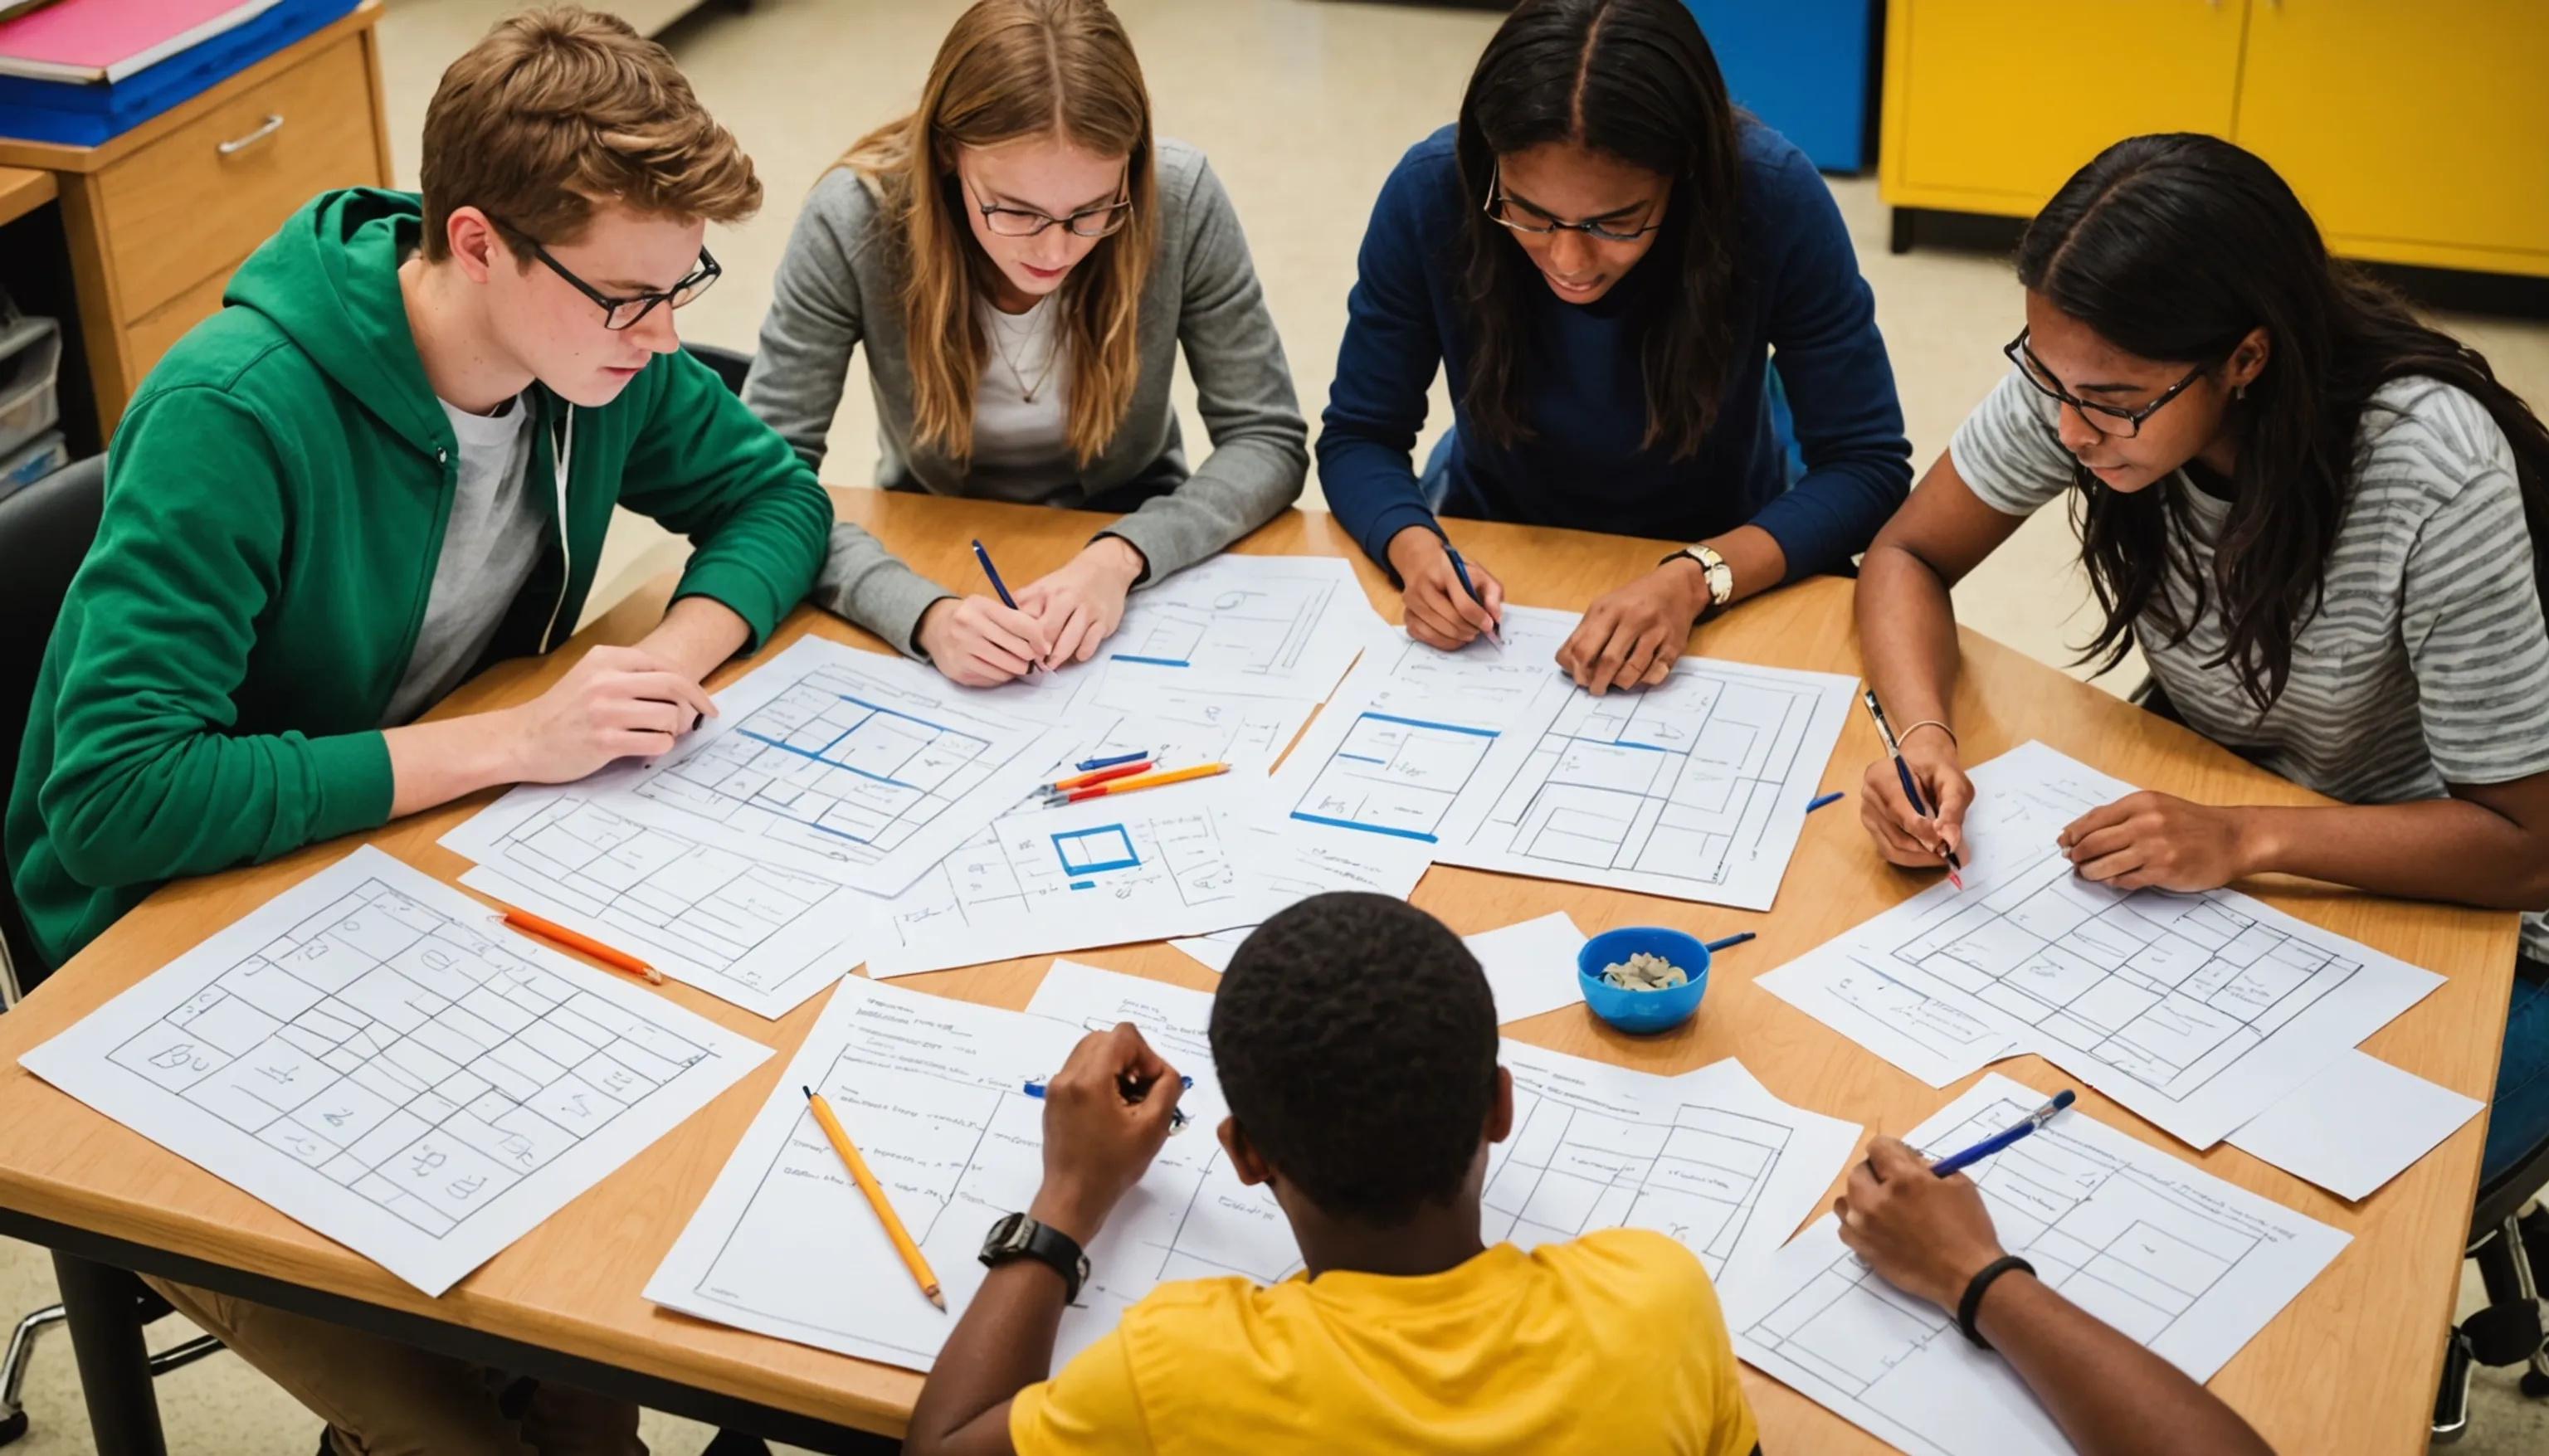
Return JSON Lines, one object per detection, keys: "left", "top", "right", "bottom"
{"left": 986, "top": 299, "right": 1061, "bottom": 404}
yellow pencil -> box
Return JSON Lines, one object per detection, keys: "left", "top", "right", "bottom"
{"left": 802, "top": 1085, "right": 944, "bottom": 1311}
{"left": 1046, "top": 762, "right": 1230, "bottom": 804}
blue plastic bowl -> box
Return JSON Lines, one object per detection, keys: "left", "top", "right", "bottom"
{"left": 1577, "top": 927, "right": 1710, "bottom": 1035}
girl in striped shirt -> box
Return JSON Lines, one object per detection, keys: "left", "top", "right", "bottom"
{"left": 1852, "top": 134, "right": 2549, "bottom": 1186}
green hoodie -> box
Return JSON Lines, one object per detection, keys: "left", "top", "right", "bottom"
{"left": 6, "top": 188, "right": 831, "bottom": 968}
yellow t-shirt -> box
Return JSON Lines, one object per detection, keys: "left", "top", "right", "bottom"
{"left": 1009, "top": 1229, "right": 1759, "bottom": 1455}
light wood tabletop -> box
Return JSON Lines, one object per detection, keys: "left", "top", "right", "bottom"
{"left": 0, "top": 490, "right": 2512, "bottom": 1452}
{"left": 0, "top": 168, "right": 55, "bottom": 230}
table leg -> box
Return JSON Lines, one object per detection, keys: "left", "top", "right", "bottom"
{"left": 51, "top": 1253, "right": 167, "bottom": 1456}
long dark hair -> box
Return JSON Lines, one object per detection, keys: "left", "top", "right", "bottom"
{"left": 2021, "top": 133, "right": 2549, "bottom": 712}
{"left": 1454, "top": 0, "right": 1742, "bottom": 459}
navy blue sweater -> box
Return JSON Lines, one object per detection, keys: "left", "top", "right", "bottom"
{"left": 1318, "top": 125, "right": 1911, "bottom": 579}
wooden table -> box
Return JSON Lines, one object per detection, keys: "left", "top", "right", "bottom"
{"left": 0, "top": 168, "right": 56, "bottom": 231}
{"left": 0, "top": 492, "right": 2512, "bottom": 1454}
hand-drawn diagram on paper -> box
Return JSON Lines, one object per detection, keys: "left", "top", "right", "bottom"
{"left": 646, "top": 967, "right": 1298, "bottom": 1374}
{"left": 1166, "top": 817, "right": 1435, "bottom": 973}
{"left": 1043, "top": 676, "right": 1315, "bottom": 780}
{"left": 860, "top": 790, "right": 1269, "bottom": 976}
{"left": 617, "top": 637, "right": 1070, "bottom": 895}
{"left": 1102, "top": 554, "right": 1387, "bottom": 699}
{"left": 21, "top": 847, "right": 768, "bottom": 1295}
{"left": 1756, "top": 743, "right": 2443, "bottom": 1146}
{"left": 1724, "top": 1074, "right": 2348, "bottom": 1456}
{"left": 1434, "top": 656, "right": 1856, "bottom": 909}
{"left": 1260, "top": 609, "right": 1581, "bottom": 848}
{"left": 1490, "top": 1048, "right": 1860, "bottom": 1282}
{"left": 441, "top": 791, "right": 862, "bottom": 1020}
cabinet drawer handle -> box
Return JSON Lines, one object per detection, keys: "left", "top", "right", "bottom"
{"left": 217, "top": 114, "right": 285, "bottom": 156}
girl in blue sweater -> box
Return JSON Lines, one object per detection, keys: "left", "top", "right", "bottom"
{"left": 1320, "top": 0, "right": 1910, "bottom": 691}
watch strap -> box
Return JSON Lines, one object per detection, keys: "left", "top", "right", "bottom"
{"left": 1957, "top": 1254, "right": 2035, "bottom": 1350}
{"left": 1661, "top": 545, "right": 1735, "bottom": 610}
{"left": 981, "top": 1213, "right": 1089, "bottom": 1303}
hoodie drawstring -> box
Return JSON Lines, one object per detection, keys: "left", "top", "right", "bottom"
{"left": 537, "top": 404, "right": 575, "bottom": 654}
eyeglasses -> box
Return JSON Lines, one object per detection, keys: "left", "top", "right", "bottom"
{"left": 500, "top": 222, "right": 720, "bottom": 331}
{"left": 2004, "top": 329, "right": 2209, "bottom": 438}
{"left": 964, "top": 175, "right": 1134, "bottom": 239}
{"left": 1482, "top": 163, "right": 1664, "bottom": 243}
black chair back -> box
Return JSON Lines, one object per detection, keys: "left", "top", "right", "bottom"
{"left": 682, "top": 341, "right": 753, "bottom": 398}
{"left": 0, "top": 454, "right": 105, "bottom": 990}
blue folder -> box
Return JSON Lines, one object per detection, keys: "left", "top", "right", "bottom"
{"left": 0, "top": 0, "right": 360, "bottom": 149}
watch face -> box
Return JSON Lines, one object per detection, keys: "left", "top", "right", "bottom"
{"left": 983, "top": 1211, "right": 1028, "bottom": 1258}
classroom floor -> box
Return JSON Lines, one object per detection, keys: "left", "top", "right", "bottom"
{"left": 0, "top": 0, "right": 2543, "bottom": 1450}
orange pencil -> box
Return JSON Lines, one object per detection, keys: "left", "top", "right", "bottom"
{"left": 1048, "top": 762, "right": 1229, "bottom": 805}
{"left": 804, "top": 1085, "right": 945, "bottom": 1311}
{"left": 499, "top": 907, "right": 663, "bottom": 984}
{"left": 1045, "top": 758, "right": 1153, "bottom": 793}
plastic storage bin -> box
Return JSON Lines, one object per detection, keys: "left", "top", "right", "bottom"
{"left": 0, "top": 315, "right": 61, "bottom": 460}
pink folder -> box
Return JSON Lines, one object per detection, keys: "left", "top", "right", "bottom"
{"left": 0, "top": 0, "right": 285, "bottom": 85}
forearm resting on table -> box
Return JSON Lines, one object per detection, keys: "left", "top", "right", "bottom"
{"left": 383, "top": 596, "right": 751, "bottom": 819}
{"left": 1981, "top": 1272, "right": 2273, "bottom": 1456}
{"left": 1700, "top": 524, "right": 1786, "bottom": 609}
{"left": 2238, "top": 789, "right": 2549, "bottom": 912}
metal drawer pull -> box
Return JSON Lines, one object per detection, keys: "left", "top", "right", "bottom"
{"left": 216, "top": 114, "right": 285, "bottom": 156}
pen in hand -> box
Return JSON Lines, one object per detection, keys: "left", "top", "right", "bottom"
{"left": 1443, "top": 546, "right": 1503, "bottom": 646}
{"left": 1861, "top": 689, "right": 1964, "bottom": 889}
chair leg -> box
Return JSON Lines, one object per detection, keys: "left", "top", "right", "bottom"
{"left": 0, "top": 1301, "right": 65, "bottom": 1445}
{"left": 50, "top": 1254, "right": 166, "bottom": 1456}
{"left": 2508, "top": 1212, "right": 2549, "bottom": 1398}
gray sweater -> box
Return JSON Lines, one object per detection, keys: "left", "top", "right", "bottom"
{"left": 746, "top": 139, "right": 1309, "bottom": 655}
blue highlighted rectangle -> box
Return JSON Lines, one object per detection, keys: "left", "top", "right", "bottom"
{"left": 1289, "top": 811, "right": 1438, "bottom": 844}
{"left": 1109, "top": 654, "right": 1191, "bottom": 668}
{"left": 1054, "top": 825, "right": 1141, "bottom": 876}
{"left": 1070, "top": 880, "right": 1096, "bottom": 891}
{"left": 1359, "top": 711, "right": 1499, "bottom": 739}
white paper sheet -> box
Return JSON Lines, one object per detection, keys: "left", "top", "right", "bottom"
{"left": 2226, "top": 1048, "right": 2483, "bottom": 1200}
{"left": 20, "top": 847, "right": 770, "bottom": 1295}
{"left": 1165, "top": 813, "right": 1435, "bottom": 973}
{"left": 860, "top": 784, "right": 1274, "bottom": 976}
{"left": 1262, "top": 609, "right": 1853, "bottom": 909}
{"left": 1463, "top": 913, "right": 1590, "bottom": 1025}
{"left": 597, "top": 636, "right": 1077, "bottom": 895}
{"left": 1756, "top": 742, "right": 2444, "bottom": 1147}
{"left": 1098, "top": 554, "right": 1389, "bottom": 700}
{"left": 1723, "top": 1073, "right": 2351, "bottom": 1456}
{"left": 1492, "top": 1045, "right": 1863, "bottom": 1283}
{"left": 441, "top": 791, "right": 862, "bottom": 1020}
{"left": 1431, "top": 655, "right": 1858, "bottom": 910}
{"left": 645, "top": 969, "right": 1295, "bottom": 1373}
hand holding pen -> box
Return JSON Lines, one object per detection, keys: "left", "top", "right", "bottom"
{"left": 1859, "top": 690, "right": 1970, "bottom": 888}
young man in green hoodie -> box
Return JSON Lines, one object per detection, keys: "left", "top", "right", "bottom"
{"left": 5, "top": 8, "right": 830, "bottom": 1451}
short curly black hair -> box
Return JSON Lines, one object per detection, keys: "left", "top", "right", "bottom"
{"left": 1208, "top": 893, "right": 1500, "bottom": 1225}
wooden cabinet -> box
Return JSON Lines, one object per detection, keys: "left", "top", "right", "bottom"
{"left": 0, "top": 4, "right": 392, "bottom": 439}
{"left": 1880, "top": 0, "right": 2549, "bottom": 277}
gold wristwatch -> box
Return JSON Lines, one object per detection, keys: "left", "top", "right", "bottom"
{"left": 1663, "top": 543, "right": 1735, "bottom": 612}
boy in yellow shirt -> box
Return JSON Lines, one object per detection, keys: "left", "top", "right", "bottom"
{"left": 909, "top": 891, "right": 1762, "bottom": 1455}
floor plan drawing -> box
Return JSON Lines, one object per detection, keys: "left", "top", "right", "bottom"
{"left": 616, "top": 637, "right": 1070, "bottom": 895}
{"left": 1725, "top": 1074, "right": 2348, "bottom": 1456}
{"left": 860, "top": 788, "right": 1270, "bottom": 976}
{"left": 1099, "top": 554, "right": 1387, "bottom": 700}
{"left": 1757, "top": 743, "right": 2444, "bottom": 1146}
{"left": 646, "top": 971, "right": 1297, "bottom": 1374}
{"left": 1434, "top": 656, "right": 1856, "bottom": 909}
{"left": 1492, "top": 1049, "right": 1862, "bottom": 1283}
{"left": 442, "top": 791, "right": 862, "bottom": 1020}
{"left": 23, "top": 847, "right": 769, "bottom": 1295}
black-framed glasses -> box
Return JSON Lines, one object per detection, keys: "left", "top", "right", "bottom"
{"left": 2005, "top": 329, "right": 2209, "bottom": 438}
{"left": 963, "top": 175, "right": 1134, "bottom": 239}
{"left": 1482, "top": 163, "right": 1664, "bottom": 243}
{"left": 506, "top": 225, "right": 720, "bottom": 331}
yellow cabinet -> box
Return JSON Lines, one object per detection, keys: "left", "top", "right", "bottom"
{"left": 1881, "top": 0, "right": 2549, "bottom": 277}
{"left": 1883, "top": 0, "right": 2244, "bottom": 213}
{"left": 2235, "top": 0, "right": 2549, "bottom": 276}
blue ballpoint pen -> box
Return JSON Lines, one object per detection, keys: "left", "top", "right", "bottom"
{"left": 1024, "top": 1073, "right": 1193, "bottom": 1131}
{"left": 1442, "top": 546, "right": 1503, "bottom": 646}
{"left": 1861, "top": 690, "right": 1964, "bottom": 889}
{"left": 1928, "top": 1089, "right": 2077, "bottom": 1178}
{"left": 970, "top": 538, "right": 1020, "bottom": 610}
{"left": 1075, "top": 750, "right": 1150, "bottom": 772}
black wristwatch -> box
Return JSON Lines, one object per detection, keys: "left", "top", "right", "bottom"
{"left": 980, "top": 1212, "right": 1089, "bottom": 1303}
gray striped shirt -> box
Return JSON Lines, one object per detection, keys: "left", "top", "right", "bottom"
{"left": 1952, "top": 371, "right": 2549, "bottom": 957}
